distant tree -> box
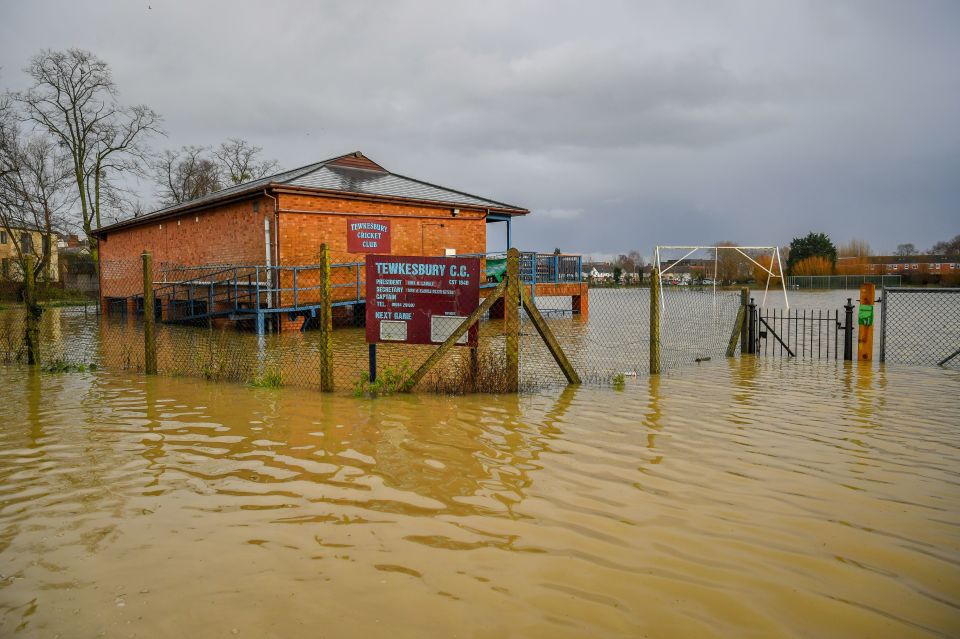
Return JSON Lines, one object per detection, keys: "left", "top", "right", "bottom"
{"left": 713, "top": 241, "right": 749, "bottom": 284}
{"left": 19, "top": 48, "right": 162, "bottom": 264}
{"left": 213, "top": 138, "right": 278, "bottom": 185}
{"left": 791, "top": 256, "right": 834, "bottom": 276}
{"left": 930, "top": 235, "right": 960, "bottom": 255}
{"left": 152, "top": 146, "right": 223, "bottom": 206}
{"left": 753, "top": 254, "right": 784, "bottom": 286}
{"left": 612, "top": 266, "right": 622, "bottom": 285}
{"left": 0, "top": 104, "right": 74, "bottom": 363}
{"left": 787, "top": 233, "right": 837, "bottom": 274}
{"left": 838, "top": 238, "right": 873, "bottom": 258}
{"left": 153, "top": 139, "right": 278, "bottom": 206}
{"left": 894, "top": 243, "right": 917, "bottom": 257}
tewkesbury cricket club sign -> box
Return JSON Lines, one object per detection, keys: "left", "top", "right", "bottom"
{"left": 347, "top": 219, "right": 391, "bottom": 253}
{"left": 366, "top": 255, "right": 480, "bottom": 346}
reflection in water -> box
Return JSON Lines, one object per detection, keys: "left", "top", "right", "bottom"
{"left": 1, "top": 361, "right": 959, "bottom": 637}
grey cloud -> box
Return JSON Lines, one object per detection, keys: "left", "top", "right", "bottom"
{"left": 1, "top": 0, "right": 957, "bottom": 256}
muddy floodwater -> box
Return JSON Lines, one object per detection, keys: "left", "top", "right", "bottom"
{"left": 1, "top": 359, "right": 959, "bottom": 638}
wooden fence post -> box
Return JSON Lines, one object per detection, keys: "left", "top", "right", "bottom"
{"left": 142, "top": 251, "right": 157, "bottom": 374}
{"left": 23, "top": 254, "right": 40, "bottom": 365}
{"left": 649, "top": 267, "right": 662, "bottom": 375}
{"left": 318, "top": 243, "right": 334, "bottom": 391}
{"left": 857, "top": 282, "right": 875, "bottom": 362}
{"left": 505, "top": 248, "right": 520, "bottom": 392}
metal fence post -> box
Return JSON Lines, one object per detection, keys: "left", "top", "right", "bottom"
{"left": 505, "top": 248, "right": 520, "bottom": 392}
{"left": 747, "top": 297, "right": 757, "bottom": 355}
{"left": 142, "top": 251, "right": 157, "bottom": 374}
{"left": 318, "top": 244, "right": 333, "bottom": 392}
{"left": 740, "top": 288, "right": 750, "bottom": 356}
{"left": 879, "top": 287, "right": 887, "bottom": 362}
{"left": 843, "top": 298, "right": 854, "bottom": 361}
{"left": 649, "top": 267, "right": 662, "bottom": 374}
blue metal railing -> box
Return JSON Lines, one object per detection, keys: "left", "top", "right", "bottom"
{"left": 153, "top": 252, "right": 583, "bottom": 324}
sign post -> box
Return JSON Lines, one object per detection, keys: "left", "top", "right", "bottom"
{"left": 366, "top": 254, "right": 481, "bottom": 347}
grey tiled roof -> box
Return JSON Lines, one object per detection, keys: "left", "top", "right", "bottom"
{"left": 95, "top": 152, "right": 526, "bottom": 235}
{"left": 288, "top": 165, "right": 518, "bottom": 209}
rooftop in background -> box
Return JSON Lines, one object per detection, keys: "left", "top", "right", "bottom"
{"left": 95, "top": 151, "right": 529, "bottom": 237}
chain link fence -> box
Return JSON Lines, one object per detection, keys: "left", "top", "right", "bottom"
{"left": 518, "top": 286, "right": 741, "bottom": 388}
{"left": 881, "top": 288, "right": 960, "bottom": 368}
{"left": 10, "top": 257, "right": 957, "bottom": 393}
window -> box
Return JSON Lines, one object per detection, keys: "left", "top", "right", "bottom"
{"left": 1, "top": 258, "right": 9, "bottom": 279}
{"left": 0, "top": 231, "right": 6, "bottom": 244}
{"left": 20, "top": 233, "right": 33, "bottom": 254}
{"left": 42, "top": 234, "right": 50, "bottom": 255}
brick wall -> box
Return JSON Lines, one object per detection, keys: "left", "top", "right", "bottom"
{"left": 98, "top": 198, "right": 270, "bottom": 298}
{"left": 98, "top": 192, "right": 492, "bottom": 304}
{"left": 276, "top": 193, "right": 487, "bottom": 265}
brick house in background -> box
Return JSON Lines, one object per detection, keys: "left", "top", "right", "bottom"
{"left": 837, "top": 254, "right": 960, "bottom": 284}
{"left": 0, "top": 225, "right": 59, "bottom": 283}
{"left": 93, "top": 151, "right": 528, "bottom": 320}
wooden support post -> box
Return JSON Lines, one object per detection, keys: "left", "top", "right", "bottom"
{"left": 726, "top": 306, "right": 746, "bottom": 357}
{"left": 505, "top": 247, "right": 520, "bottom": 392}
{"left": 857, "top": 282, "right": 875, "bottom": 362}
{"left": 403, "top": 279, "right": 507, "bottom": 391}
{"left": 739, "top": 287, "right": 750, "bottom": 356}
{"left": 23, "top": 254, "right": 40, "bottom": 365}
{"left": 649, "top": 267, "right": 662, "bottom": 375}
{"left": 142, "top": 251, "right": 157, "bottom": 374}
{"left": 520, "top": 285, "right": 580, "bottom": 384}
{"left": 469, "top": 346, "right": 479, "bottom": 383}
{"left": 318, "top": 243, "right": 334, "bottom": 391}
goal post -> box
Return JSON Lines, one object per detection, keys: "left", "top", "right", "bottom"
{"left": 654, "top": 245, "right": 789, "bottom": 310}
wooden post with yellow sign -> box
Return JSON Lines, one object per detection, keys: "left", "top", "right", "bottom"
{"left": 857, "top": 283, "right": 875, "bottom": 362}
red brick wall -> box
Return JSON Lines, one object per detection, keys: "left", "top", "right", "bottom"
{"left": 276, "top": 193, "right": 487, "bottom": 306}
{"left": 98, "top": 198, "right": 270, "bottom": 298}
{"left": 98, "top": 192, "right": 491, "bottom": 305}
{"left": 276, "top": 193, "right": 486, "bottom": 265}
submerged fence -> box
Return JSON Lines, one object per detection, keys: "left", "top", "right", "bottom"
{"left": 880, "top": 288, "right": 960, "bottom": 368}
{"left": 4, "top": 256, "right": 958, "bottom": 393}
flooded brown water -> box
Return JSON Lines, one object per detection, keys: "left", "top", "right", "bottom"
{"left": 2, "top": 358, "right": 959, "bottom": 637}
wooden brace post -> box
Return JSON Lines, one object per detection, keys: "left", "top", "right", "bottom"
{"left": 520, "top": 285, "right": 580, "bottom": 384}
{"left": 402, "top": 279, "right": 507, "bottom": 392}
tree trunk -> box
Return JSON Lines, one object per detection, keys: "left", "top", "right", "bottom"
{"left": 23, "top": 255, "right": 42, "bottom": 365}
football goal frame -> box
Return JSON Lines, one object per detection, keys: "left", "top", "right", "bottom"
{"left": 654, "top": 245, "right": 789, "bottom": 310}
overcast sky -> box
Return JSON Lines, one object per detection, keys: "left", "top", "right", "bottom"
{"left": 1, "top": 0, "right": 958, "bottom": 257}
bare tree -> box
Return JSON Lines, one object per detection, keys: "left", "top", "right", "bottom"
{"left": 931, "top": 235, "right": 960, "bottom": 256}
{"left": 838, "top": 238, "right": 873, "bottom": 258}
{"left": 713, "top": 241, "right": 749, "bottom": 284}
{"left": 152, "top": 146, "right": 223, "bottom": 206}
{"left": 0, "top": 104, "right": 73, "bottom": 363}
{"left": 895, "top": 243, "right": 917, "bottom": 257}
{"left": 18, "top": 49, "right": 162, "bottom": 263}
{"left": 214, "top": 138, "right": 278, "bottom": 185}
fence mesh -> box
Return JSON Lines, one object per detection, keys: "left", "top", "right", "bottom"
{"left": 881, "top": 288, "right": 960, "bottom": 368}
{"left": 10, "top": 257, "right": 956, "bottom": 394}
{"left": 519, "top": 286, "right": 741, "bottom": 388}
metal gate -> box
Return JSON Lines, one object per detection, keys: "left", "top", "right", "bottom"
{"left": 879, "top": 287, "right": 960, "bottom": 368}
{"left": 750, "top": 300, "right": 856, "bottom": 360}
